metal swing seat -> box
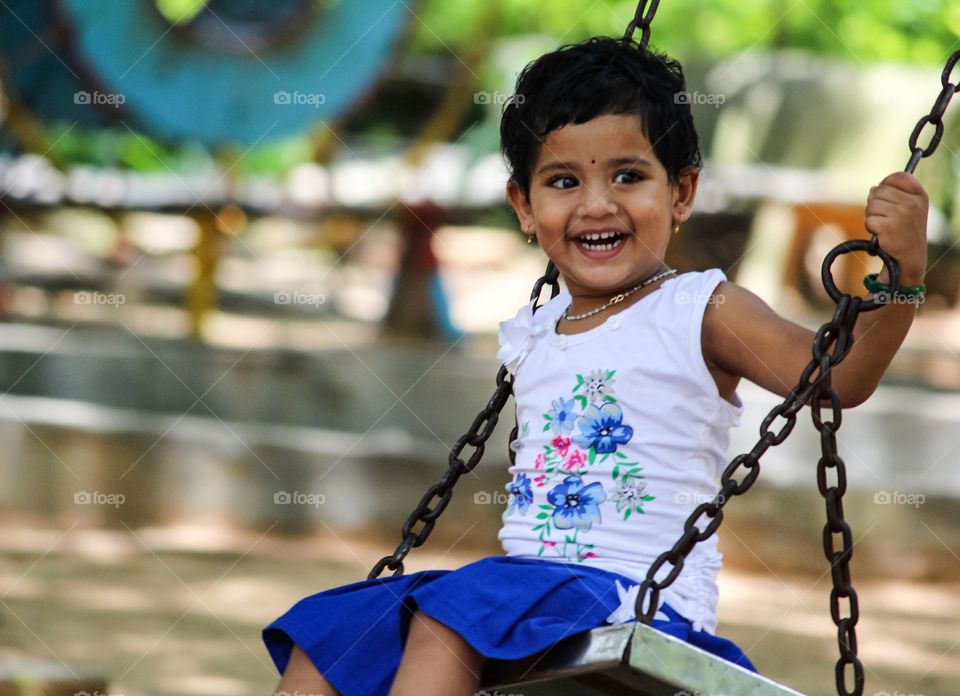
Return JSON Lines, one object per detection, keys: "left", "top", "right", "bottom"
{"left": 481, "top": 621, "right": 801, "bottom": 695}
{"left": 367, "top": 2, "right": 960, "bottom": 693}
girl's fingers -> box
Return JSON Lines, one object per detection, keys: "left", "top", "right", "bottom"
{"left": 878, "top": 171, "right": 926, "bottom": 196}
{"left": 869, "top": 187, "right": 902, "bottom": 203}
{"left": 865, "top": 199, "right": 896, "bottom": 218}
{"left": 865, "top": 216, "right": 890, "bottom": 234}
{"left": 869, "top": 182, "right": 917, "bottom": 205}
{"left": 865, "top": 215, "right": 894, "bottom": 231}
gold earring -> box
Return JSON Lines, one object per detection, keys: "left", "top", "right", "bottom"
{"left": 527, "top": 234, "right": 535, "bottom": 245}
{"left": 673, "top": 222, "right": 680, "bottom": 235}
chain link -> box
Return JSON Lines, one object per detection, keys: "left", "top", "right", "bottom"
{"left": 623, "top": 0, "right": 660, "bottom": 48}
{"left": 814, "top": 296, "right": 864, "bottom": 696}
{"left": 907, "top": 49, "right": 960, "bottom": 173}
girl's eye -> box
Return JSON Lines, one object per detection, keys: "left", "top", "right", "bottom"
{"left": 548, "top": 175, "right": 578, "bottom": 189}
{"left": 614, "top": 170, "right": 643, "bottom": 184}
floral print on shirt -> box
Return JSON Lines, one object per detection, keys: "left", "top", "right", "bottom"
{"left": 506, "top": 473, "right": 533, "bottom": 515}
{"left": 502, "top": 369, "right": 656, "bottom": 560}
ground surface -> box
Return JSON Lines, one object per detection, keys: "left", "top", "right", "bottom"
{"left": 0, "top": 525, "right": 956, "bottom": 696}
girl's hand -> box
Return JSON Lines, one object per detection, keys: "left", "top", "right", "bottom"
{"left": 865, "top": 171, "right": 929, "bottom": 286}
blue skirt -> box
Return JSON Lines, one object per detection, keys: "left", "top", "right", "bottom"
{"left": 263, "top": 555, "right": 755, "bottom": 695}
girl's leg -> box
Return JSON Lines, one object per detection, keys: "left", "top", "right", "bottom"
{"left": 274, "top": 644, "right": 340, "bottom": 696}
{"left": 389, "top": 610, "right": 486, "bottom": 696}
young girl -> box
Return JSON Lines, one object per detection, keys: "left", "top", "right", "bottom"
{"left": 264, "top": 36, "right": 929, "bottom": 696}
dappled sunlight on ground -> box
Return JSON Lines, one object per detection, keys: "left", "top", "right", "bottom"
{"left": 719, "top": 573, "right": 960, "bottom": 694}
{"left": 0, "top": 525, "right": 956, "bottom": 695}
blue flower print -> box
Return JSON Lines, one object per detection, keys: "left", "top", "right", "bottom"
{"left": 574, "top": 403, "right": 634, "bottom": 454}
{"left": 546, "top": 397, "right": 577, "bottom": 434}
{"left": 547, "top": 475, "right": 607, "bottom": 532}
{"left": 506, "top": 473, "right": 533, "bottom": 515}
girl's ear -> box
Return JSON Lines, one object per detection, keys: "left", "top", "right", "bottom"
{"left": 506, "top": 180, "right": 535, "bottom": 236}
{"left": 672, "top": 168, "right": 700, "bottom": 224}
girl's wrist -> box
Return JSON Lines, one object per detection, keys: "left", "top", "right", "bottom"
{"left": 876, "top": 266, "right": 926, "bottom": 288}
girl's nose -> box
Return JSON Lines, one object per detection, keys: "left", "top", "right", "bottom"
{"left": 575, "top": 187, "right": 620, "bottom": 219}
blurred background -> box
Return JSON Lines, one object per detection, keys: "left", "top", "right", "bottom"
{"left": 1, "top": 1, "right": 960, "bottom": 694}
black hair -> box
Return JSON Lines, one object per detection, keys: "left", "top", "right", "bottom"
{"left": 499, "top": 36, "right": 701, "bottom": 198}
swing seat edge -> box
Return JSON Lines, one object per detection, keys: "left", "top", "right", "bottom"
{"left": 481, "top": 622, "right": 806, "bottom": 695}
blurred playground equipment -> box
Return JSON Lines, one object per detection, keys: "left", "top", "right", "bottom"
{"left": 2, "top": 3, "right": 960, "bottom": 342}
{"left": 0, "top": 0, "right": 409, "bottom": 145}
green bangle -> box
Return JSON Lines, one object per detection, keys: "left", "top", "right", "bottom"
{"left": 863, "top": 273, "right": 926, "bottom": 297}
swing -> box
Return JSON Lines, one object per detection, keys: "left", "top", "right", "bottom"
{"left": 368, "top": 3, "right": 960, "bottom": 694}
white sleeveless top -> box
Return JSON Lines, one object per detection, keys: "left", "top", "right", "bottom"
{"left": 495, "top": 269, "right": 743, "bottom": 633}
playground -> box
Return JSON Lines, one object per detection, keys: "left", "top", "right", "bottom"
{"left": 2, "top": 1, "right": 960, "bottom": 695}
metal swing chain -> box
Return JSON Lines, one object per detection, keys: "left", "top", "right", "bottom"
{"left": 368, "top": 263, "right": 560, "bottom": 579}
{"left": 623, "top": 0, "right": 660, "bottom": 48}
{"left": 906, "top": 50, "right": 960, "bottom": 174}
{"left": 633, "top": 292, "right": 866, "bottom": 689}
{"left": 634, "top": 48, "right": 960, "bottom": 696}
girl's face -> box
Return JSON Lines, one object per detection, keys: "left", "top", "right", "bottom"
{"left": 507, "top": 113, "right": 698, "bottom": 304}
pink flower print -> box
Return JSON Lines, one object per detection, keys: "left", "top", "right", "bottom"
{"left": 543, "top": 541, "right": 557, "bottom": 547}
{"left": 579, "top": 550, "right": 596, "bottom": 559}
{"left": 563, "top": 449, "right": 586, "bottom": 471}
{"left": 551, "top": 436, "right": 571, "bottom": 457}
{"left": 534, "top": 474, "right": 547, "bottom": 487}
{"left": 534, "top": 452, "right": 546, "bottom": 469}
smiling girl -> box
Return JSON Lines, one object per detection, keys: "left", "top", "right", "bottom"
{"left": 264, "top": 35, "right": 929, "bottom": 696}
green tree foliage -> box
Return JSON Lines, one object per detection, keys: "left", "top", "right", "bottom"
{"left": 411, "top": 0, "right": 959, "bottom": 65}
{"left": 153, "top": 0, "right": 207, "bottom": 24}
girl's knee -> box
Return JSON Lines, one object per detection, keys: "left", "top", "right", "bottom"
{"left": 406, "top": 611, "right": 484, "bottom": 666}
{"left": 393, "top": 611, "right": 486, "bottom": 694}
{"left": 407, "top": 611, "right": 455, "bottom": 646}
{"left": 275, "top": 644, "right": 339, "bottom": 695}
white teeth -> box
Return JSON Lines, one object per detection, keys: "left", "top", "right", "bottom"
{"left": 582, "top": 231, "right": 620, "bottom": 241}
{"left": 578, "top": 236, "right": 624, "bottom": 251}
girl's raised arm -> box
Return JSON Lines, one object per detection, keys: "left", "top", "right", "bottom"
{"left": 703, "top": 171, "right": 929, "bottom": 408}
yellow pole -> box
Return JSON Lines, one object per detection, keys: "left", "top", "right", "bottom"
{"left": 187, "top": 210, "right": 220, "bottom": 338}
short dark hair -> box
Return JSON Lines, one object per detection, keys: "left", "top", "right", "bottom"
{"left": 499, "top": 36, "right": 702, "bottom": 198}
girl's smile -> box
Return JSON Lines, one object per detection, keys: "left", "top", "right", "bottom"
{"left": 570, "top": 229, "right": 630, "bottom": 258}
